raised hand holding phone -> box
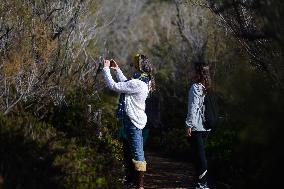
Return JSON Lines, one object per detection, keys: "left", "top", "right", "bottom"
{"left": 103, "top": 59, "right": 110, "bottom": 67}
{"left": 110, "top": 59, "right": 119, "bottom": 70}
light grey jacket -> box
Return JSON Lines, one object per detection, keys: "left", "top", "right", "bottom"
{"left": 185, "top": 83, "right": 209, "bottom": 131}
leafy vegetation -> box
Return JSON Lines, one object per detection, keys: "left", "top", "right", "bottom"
{"left": 0, "top": 88, "right": 123, "bottom": 189}
{"left": 1, "top": 0, "right": 283, "bottom": 188}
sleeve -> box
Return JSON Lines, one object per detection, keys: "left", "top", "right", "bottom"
{"left": 115, "top": 68, "right": 127, "bottom": 82}
{"left": 102, "top": 67, "right": 143, "bottom": 94}
{"left": 185, "top": 84, "right": 201, "bottom": 127}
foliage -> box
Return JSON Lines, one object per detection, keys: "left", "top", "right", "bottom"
{"left": 1, "top": 0, "right": 284, "bottom": 188}
{"left": 211, "top": 63, "right": 284, "bottom": 188}
{"left": 0, "top": 88, "right": 123, "bottom": 189}
{"left": 147, "top": 127, "right": 192, "bottom": 159}
{"left": 204, "top": 0, "right": 284, "bottom": 87}
{"left": 0, "top": 0, "right": 104, "bottom": 115}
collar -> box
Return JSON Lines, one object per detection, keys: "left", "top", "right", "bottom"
{"left": 132, "top": 72, "right": 150, "bottom": 84}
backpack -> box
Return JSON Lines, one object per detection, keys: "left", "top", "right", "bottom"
{"left": 203, "top": 90, "right": 219, "bottom": 130}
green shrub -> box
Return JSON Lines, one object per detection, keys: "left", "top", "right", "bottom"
{"left": 0, "top": 89, "right": 123, "bottom": 189}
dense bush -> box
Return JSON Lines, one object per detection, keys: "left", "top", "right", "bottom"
{"left": 0, "top": 88, "right": 123, "bottom": 189}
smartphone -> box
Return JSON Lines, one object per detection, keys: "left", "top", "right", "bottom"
{"left": 110, "top": 59, "right": 115, "bottom": 68}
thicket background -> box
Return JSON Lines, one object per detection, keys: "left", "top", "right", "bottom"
{"left": 0, "top": 0, "right": 283, "bottom": 188}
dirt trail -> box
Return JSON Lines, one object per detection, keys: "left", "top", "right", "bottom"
{"left": 144, "top": 151, "right": 195, "bottom": 189}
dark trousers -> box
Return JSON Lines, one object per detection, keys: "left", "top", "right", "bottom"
{"left": 190, "top": 131, "right": 209, "bottom": 184}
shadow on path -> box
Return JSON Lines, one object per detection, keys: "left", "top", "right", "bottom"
{"left": 144, "top": 151, "right": 195, "bottom": 189}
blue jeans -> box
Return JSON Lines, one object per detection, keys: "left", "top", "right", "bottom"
{"left": 123, "top": 116, "right": 145, "bottom": 161}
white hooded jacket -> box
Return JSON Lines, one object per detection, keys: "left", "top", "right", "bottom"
{"left": 102, "top": 67, "right": 149, "bottom": 129}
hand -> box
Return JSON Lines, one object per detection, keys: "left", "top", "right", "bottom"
{"left": 110, "top": 59, "right": 119, "bottom": 70}
{"left": 103, "top": 59, "right": 110, "bottom": 68}
{"left": 185, "top": 127, "right": 192, "bottom": 137}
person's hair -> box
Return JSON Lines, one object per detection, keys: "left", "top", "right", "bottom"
{"left": 192, "top": 61, "right": 211, "bottom": 90}
{"left": 135, "top": 54, "right": 156, "bottom": 92}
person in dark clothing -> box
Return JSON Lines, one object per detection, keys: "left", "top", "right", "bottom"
{"left": 185, "top": 61, "right": 211, "bottom": 189}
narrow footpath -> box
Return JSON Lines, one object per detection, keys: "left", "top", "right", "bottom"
{"left": 144, "top": 151, "right": 195, "bottom": 189}
{"left": 144, "top": 150, "right": 231, "bottom": 189}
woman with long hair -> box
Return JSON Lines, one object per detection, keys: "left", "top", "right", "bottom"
{"left": 102, "top": 53, "right": 155, "bottom": 189}
{"left": 185, "top": 61, "right": 211, "bottom": 189}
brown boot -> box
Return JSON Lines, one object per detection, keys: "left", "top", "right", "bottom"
{"left": 135, "top": 171, "right": 145, "bottom": 189}
{"left": 132, "top": 159, "right": 146, "bottom": 189}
